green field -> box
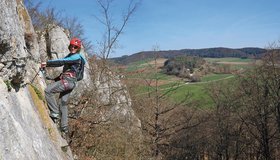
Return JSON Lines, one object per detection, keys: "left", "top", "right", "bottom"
{"left": 166, "top": 84, "right": 213, "bottom": 108}
{"left": 124, "top": 57, "right": 250, "bottom": 108}
{"left": 126, "top": 58, "right": 153, "bottom": 72}
{"left": 204, "top": 57, "right": 254, "bottom": 63}
{"left": 133, "top": 82, "right": 214, "bottom": 108}
{"left": 205, "top": 57, "right": 255, "bottom": 71}
{"left": 201, "top": 73, "right": 233, "bottom": 82}
{"left": 130, "top": 73, "right": 234, "bottom": 108}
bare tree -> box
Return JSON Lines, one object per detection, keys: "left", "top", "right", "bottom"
{"left": 25, "top": 1, "right": 63, "bottom": 31}
{"left": 25, "top": 0, "right": 94, "bottom": 54}
{"left": 66, "top": 1, "right": 142, "bottom": 159}
{"left": 207, "top": 81, "right": 246, "bottom": 160}
{"left": 242, "top": 46, "right": 280, "bottom": 159}
{"left": 94, "top": 0, "right": 141, "bottom": 59}
{"left": 127, "top": 49, "right": 205, "bottom": 159}
{"left": 202, "top": 47, "right": 280, "bottom": 160}
{"left": 260, "top": 47, "right": 280, "bottom": 135}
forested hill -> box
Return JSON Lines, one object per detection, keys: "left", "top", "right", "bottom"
{"left": 112, "top": 47, "right": 267, "bottom": 65}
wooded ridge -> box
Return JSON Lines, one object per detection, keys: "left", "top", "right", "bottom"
{"left": 111, "top": 47, "right": 267, "bottom": 64}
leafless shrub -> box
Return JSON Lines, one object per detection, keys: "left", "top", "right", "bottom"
{"left": 25, "top": 1, "right": 63, "bottom": 31}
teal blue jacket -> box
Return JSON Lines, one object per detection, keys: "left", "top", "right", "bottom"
{"left": 46, "top": 53, "right": 86, "bottom": 74}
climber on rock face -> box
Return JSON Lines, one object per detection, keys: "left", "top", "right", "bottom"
{"left": 41, "top": 37, "right": 86, "bottom": 134}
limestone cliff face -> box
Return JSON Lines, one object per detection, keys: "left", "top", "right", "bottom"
{"left": 36, "top": 20, "right": 140, "bottom": 131}
{"left": 94, "top": 71, "right": 141, "bottom": 130}
{"left": 0, "top": 0, "right": 73, "bottom": 159}
{"left": 0, "top": 0, "right": 33, "bottom": 84}
{"left": 0, "top": 0, "right": 141, "bottom": 159}
{"left": 37, "top": 25, "right": 92, "bottom": 99}
{"left": 0, "top": 81, "right": 73, "bottom": 160}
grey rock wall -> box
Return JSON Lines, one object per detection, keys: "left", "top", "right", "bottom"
{"left": 0, "top": 0, "right": 73, "bottom": 159}
{"left": 0, "top": 80, "right": 72, "bottom": 160}
{"left": 0, "top": 0, "right": 28, "bottom": 83}
{"left": 38, "top": 25, "right": 93, "bottom": 98}
{"left": 0, "top": 0, "right": 40, "bottom": 88}
{"left": 0, "top": 0, "right": 141, "bottom": 159}
{"left": 94, "top": 70, "right": 141, "bottom": 131}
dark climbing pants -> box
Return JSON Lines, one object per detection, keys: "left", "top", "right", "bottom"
{"left": 45, "top": 77, "right": 76, "bottom": 128}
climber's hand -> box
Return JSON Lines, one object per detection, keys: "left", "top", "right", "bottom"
{"left": 40, "top": 62, "right": 46, "bottom": 69}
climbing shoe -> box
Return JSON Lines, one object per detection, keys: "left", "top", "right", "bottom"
{"left": 61, "top": 126, "right": 69, "bottom": 133}
{"left": 61, "top": 126, "right": 70, "bottom": 143}
{"left": 50, "top": 112, "right": 60, "bottom": 123}
{"left": 50, "top": 116, "right": 59, "bottom": 124}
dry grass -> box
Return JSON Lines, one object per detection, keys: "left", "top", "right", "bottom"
{"left": 28, "top": 85, "right": 58, "bottom": 141}
{"left": 146, "top": 58, "right": 168, "bottom": 68}
{"left": 216, "top": 61, "right": 254, "bottom": 65}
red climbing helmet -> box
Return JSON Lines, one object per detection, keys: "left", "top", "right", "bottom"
{"left": 69, "top": 37, "right": 82, "bottom": 48}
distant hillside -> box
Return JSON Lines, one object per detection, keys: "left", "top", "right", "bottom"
{"left": 111, "top": 47, "right": 267, "bottom": 65}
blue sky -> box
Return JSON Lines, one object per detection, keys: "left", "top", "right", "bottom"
{"left": 33, "top": 0, "right": 280, "bottom": 57}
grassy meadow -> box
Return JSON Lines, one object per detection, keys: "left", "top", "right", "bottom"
{"left": 121, "top": 57, "right": 252, "bottom": 108}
